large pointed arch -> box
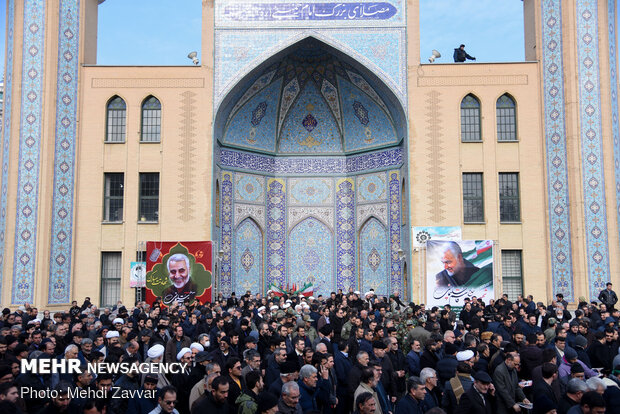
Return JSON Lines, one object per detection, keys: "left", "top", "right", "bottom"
{"left": 214, "top": 36, "right": 407, "bottom": 155}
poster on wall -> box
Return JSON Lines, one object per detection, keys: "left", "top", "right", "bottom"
{"left": 426, "top": 240, "right": 494, "bottom": 309}
{"left": 145, "top": 241, "right": 213, "bottom": 306}
{"left": 412, "top": 226, "right": 462, "bottom": 247}
{"left": 129, "top": 262, "right": 147, "bottom": 288}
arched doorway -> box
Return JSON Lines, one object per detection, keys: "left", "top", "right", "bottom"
{"left": 213, "top": 38, "right": 409, "bottom": 297}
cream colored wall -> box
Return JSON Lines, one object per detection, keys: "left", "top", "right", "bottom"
{"left": 72, "top": 2, "right": 216, "bottom": 306}
{"left": 406, "top": 0, "right": 549, "bottom": 303}
{"left": 73, "top": 66, "right": 214, "bottom": 305}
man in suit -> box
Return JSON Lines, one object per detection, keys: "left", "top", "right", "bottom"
{"left": 455, "top": 371, "right": 496, "bottom": 414}
{"left": 493, "top": 354, "right": 530, "bottom": 414}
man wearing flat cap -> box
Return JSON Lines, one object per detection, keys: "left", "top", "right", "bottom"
{"left": 455, "top": 371, "right": 496, "bottom": 414}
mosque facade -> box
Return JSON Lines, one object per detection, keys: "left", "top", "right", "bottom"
{"left": 0, "top": 0, "right": 618, "bottom": 308}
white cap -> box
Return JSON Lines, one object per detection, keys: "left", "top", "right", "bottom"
{"left": 354, "top": 291, "right": 361, "bottom": 295}
{"left": 18, "top": 306, "right": 26, "bottom": 311}
{"left": 456, "top": 350, "right": 474, "bottom": 361}
{"left": 285, "top": 299, "right": 292, "bottom": 304}
{"left": 177, "top": 347, "right": 192, "bottom": 361}
{"left": 113, "top": 318, "right": 124, "bottom": 325}
{"left": 270, "top": 305, "right": 279, "bottom": 311}
{"left": 105, "top": 330, "right": 119, "bottom": 339}
{"left": 283, "top": 303, "right": 291, "bottom": 309}
{"left": 309, "top": 296, "right": 315, "bottom": 301}
{"left": 190, "top": 343, "right": 204, "bottom": 352}
{"left": 365, "top": 291, "right": 373, "bottom": 297}
{"left": 148, "top": 344, "right": 165, "bottom": 359}
{"left": 258, "top": 306, "right": 266, "bottom": 312}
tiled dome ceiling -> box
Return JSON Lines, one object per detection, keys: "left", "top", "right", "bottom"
{"left": 220, "top": 39, "right": 402, "bottom": 155}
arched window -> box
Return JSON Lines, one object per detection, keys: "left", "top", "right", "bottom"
{"left": 141, "top": 96, "right": 161, "bottom": 142}
{"left": 460, "top": 94, "right": 481, "bottom": 142}
{"left": 496, "top": 94, "right": 517, "bottom": 141}
{"left": 105, "top": 96, "right": 126, "bottom": 142}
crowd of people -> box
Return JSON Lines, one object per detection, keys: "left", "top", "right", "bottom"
{"left": 0, "top": 284, "right": 619, "bottom": 414}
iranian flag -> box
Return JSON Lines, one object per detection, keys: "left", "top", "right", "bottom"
{"left": 463, "top": 240, "right": 494, "bottom": 268}
{"left": 268, "top": 283, "right": 286, "bottom": 297}
{"left": 294, "top": 282, "right": 314, "bottom": 297}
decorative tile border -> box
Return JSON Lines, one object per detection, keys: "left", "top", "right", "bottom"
{"left": 215, "top": 0, "right": 406, "bottom": 28}
{"left": 389, "top": 171, "right": 401, "bottom": 296}
{"left": 608, "top": 0, "right": 620, "bottom": 287}
{"left": 541, "top": 0, "right": 574, "bottom": 300}
{"left": 220, "top": 172, "right": 234, "bottom": 296}
{"left": 13, "top": 0, "right": 46, "bottom": 304}
{"left": 218, "top": 147, "right": 403, "bottom": 175}
{"left": 0, "top": 0, "right": 15, "bottom": 296}
{"left": 48, "top": 0, "right": 80, "bottom": 304}
{"left": 576, "top": 0, "right": 610, "bottom": 300}
{"left": 336, "top": 178, "right": 355, "bottom": 290}
{"left": 266, "top": 179, "right": 286, "bottom": 288}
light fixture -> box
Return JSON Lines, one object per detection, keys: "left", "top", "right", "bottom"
{"left": 218, "top": 249, "right": 224, "bottom": 259}
{"left": 397, "top": 248, "right": 405, "bottom": 260}
{"left": 428, "top": 49, "right": 441, "bottom": 63}
{"left": 187, "top": 51, "right": 199, "bottom": 66}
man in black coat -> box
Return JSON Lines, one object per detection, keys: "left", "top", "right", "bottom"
{"left": 453, "top": 44, "right": 476, "bottom": 63}
{"left": 532, "top": 363, "right": 560, "bottom": 406}
{"left": 455, "top": 371, "right": 495, "bottom": 414}
{"left": 598, "top": 282, "right": 618, "bottom": 311}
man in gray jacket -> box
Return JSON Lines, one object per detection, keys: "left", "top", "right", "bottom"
{"left": 493, "top": 354, "right": 530, "bottom": 414}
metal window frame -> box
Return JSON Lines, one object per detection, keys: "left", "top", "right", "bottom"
{"left": 140, "top": 96, "right": 162, "bottom": 143}
{"left": 138, "top": 172, "right": 160, "bottom": 222}
{"left": 499, "top": 172, "right": 521, "bottom": 222}
{"left": 100, "top": 252, "right": 122, "bottom": 307}
{"left": 461, "top": 95, "right": 482, "bottom": 142}
{"left": 105, "top": 97, "right": 127, "bottom": 143}
{"left": 501, "top": 249, "right": 523, "bottom": 299}
{"left": 496, "top": 95, "right": 517, "bottom": 141}
{"left": 103, "top": 173, "right": 124, "bottom": 222}
{"left": 462, "top": 172, "right": 484, "bottom": 223}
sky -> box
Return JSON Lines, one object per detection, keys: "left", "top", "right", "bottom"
{"left": 0, "top": 1, "right": 617, "bottom": 72}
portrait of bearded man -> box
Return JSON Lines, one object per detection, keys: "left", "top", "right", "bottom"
{"left": 161, "top": 253, "right": 198, "bottom": 305}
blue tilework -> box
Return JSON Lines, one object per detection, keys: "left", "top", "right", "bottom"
{"left": 0, "top": 0, "right": 15, "bottom": 296}
{"left": 235, "top": 173, "right": 265, "bottom": 203}
{"left": 219, "top": 147, "right": 403, "bottom": 175}
{"left": 608, "top": 0, "right": 620, "bottom": 281}
{"left": 339, "top": 76, "right": 397, "bottom": 152}
{"left": 329, "top": 29, "right": 404, "bottom": 97}
{"left": 288, "top": 217, "right": 334, "bottom": 297}
{"left": 357, "top": 173, "right": 387, "bottom": 202}
{"left": 389, "top": 171, "right": 402, "bottom": 295}
{"left": 220, "top": 172, "right": 234, "bottom": 296}
{"left": 336, "top": 178, "right": 356, "bottom": 290}
{"left": 234, "top": 218, "right": 263, "bottom": 294}
{"left": 541, "top": 0, "right": 574, "bottom": 300}
{"left": 290, "top": 178, "right": 333, "bottom": 204}
{"left": 13, "top": 0, "right": 46, "bottom": 304}
{"left": 279, "top": 81, "right": 343, "bottom": 153}
{"left": 48, "top": 0, "right": 80, "bottom": 304}
{"left": 224, "top": 78, "right": 282, "bottom": 153}
{"left": 359, "top": 217, "right": 388, "bottom": 296}
{"left": 214, "top": 29, "right": 406, "bottom": 111}
{"left": 215, "top": 30, "right": 290, "bottom": 105}
{"left": 266, "top": 179, "right": 286, "bottom": 286}
{"left": 576, "top": 0, "right": 610, "bottom": 299}
{"left": 215, "top": 0, "right": 406, "bottom": 28}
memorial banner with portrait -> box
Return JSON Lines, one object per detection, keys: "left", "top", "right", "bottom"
{"left": 426, "top": 240, "right": 494, "bottom": 310}
{"left": 145, "top": 241, "right": 213, "bottom": 306}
